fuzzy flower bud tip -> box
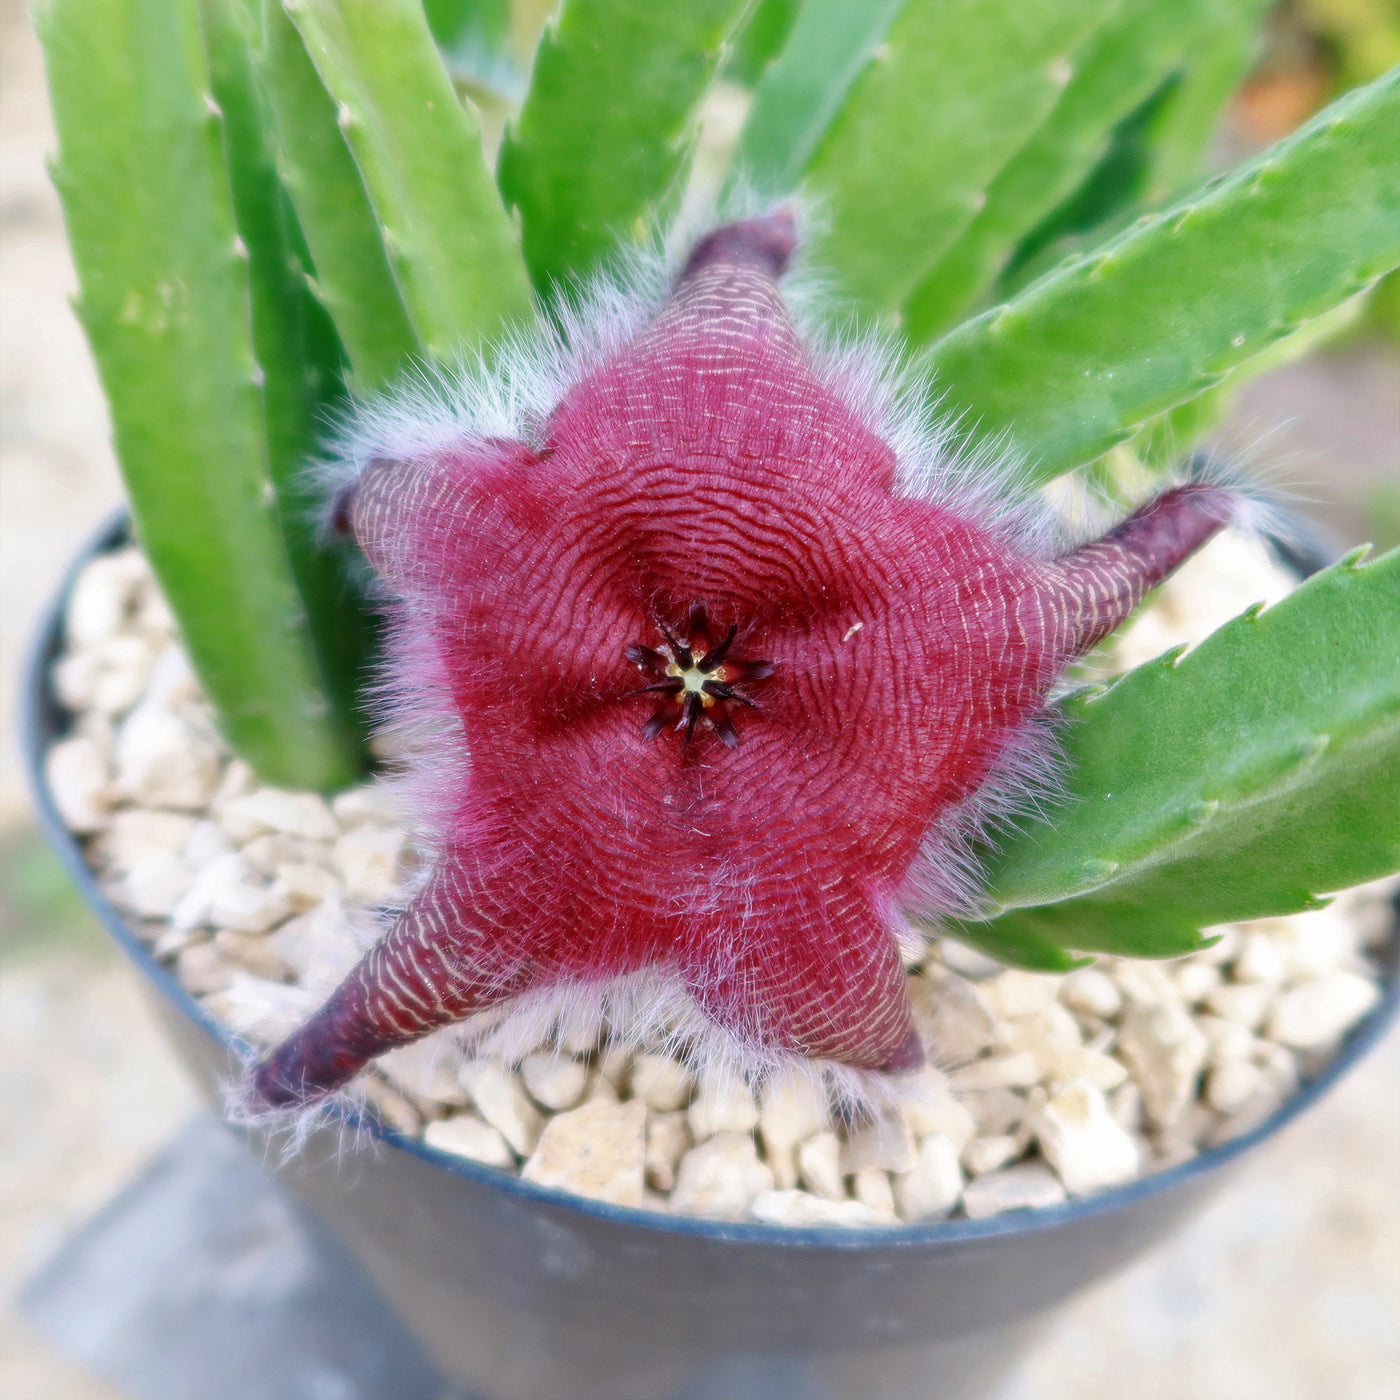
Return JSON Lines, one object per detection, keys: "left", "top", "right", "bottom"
{"left": 252, "top": 213, "right": 1234, "bottom": 1109}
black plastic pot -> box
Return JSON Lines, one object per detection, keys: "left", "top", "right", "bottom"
{"left": 25, "top": 514, "right": 1400, "bottom": 1400}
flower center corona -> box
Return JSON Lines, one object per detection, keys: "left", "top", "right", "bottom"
{"left": 623, "top": 601, "right": 774, "bottom": 749}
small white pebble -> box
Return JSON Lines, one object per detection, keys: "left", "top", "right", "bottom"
{"left": 671, "top": 1132, "right": 775, "bottom": 1219}
{"left": 959, "top": 1087, "right": 1029, "bottom": 1136}
{"left": 894, "top": 1133, "right": 964, "bottom": 1221}
{"left": 1337, "top": 878, "right": 1400, "bottom": 951}
{"left": 1112, "top": 961, "right": 1181, "bottom": 1008}
{"left": 979, "top": 970, "right": 1060, "bottom": 1020}
{"left": 584, "top": 1070, "right": 620, "bottom": 1104}
{"left": 687, "top": 1070, "right": 758, "bottom": 1139}
{"left": 1195, "top": 1013, "right": 1258, "bottom": 1065}
{"left": 114, "top": 706, "right": 222, "bottom": 810}
{"left": 1152, "top": 1101, "right": 1220, "bottom": 1165}
{"left": 91, "top": 806, "right": 196, "bottom": 868}
{"left": 152, "top": 923, "right": 205, "bottom": 960}
{"left": 459, "top": 1060, "right": 543, "bottom": 1155}
{"left": 962, "top": 1134, "right": 1021, "bottom": 1176}
{"left": 268, "top": 902, "right": 366, "bottom": 987}
{"left": 176, "top": 941, "right": 235, "bottom": 995}
{"left": 45, "top": 735, "right": 112, "bottom": 832}
{"left": 213, "top": 928, "right": 291, "bottom": 981}
{"left": 797, "top": 1131, "right": 846, "bottom": 1202}
{"left": 1206, "top": 1088, "right": 1287, "bottom": 1147}
{"left": 133, "top": 581, "right": 177, "bottom": 639}
{"left": 757, "top": 1073, "right": 829, "bottom": 1154}
{"left": 378, "top": 1038, "right": 469, "bottom": 1106}
{"left": 1108, "top": 1081, "right": 1143, "bottom": 1132}
{"left": 142, "top": 645, "right": 201, "bottom": 710}
{"left": 1003, "top": 1017, "right": 1126, "bottom": 1093}
{"left": 900, "top": 1068, "right": 976, "bottom": 1151}
{"left": 841, "top": 1111, "right": 916, "bottom": 1175}
{"left": 114, "top": 853, "right": 193, "bottom": 919}
{"left": 1117, "top": 1001, "right": 1208, "bottom": 1131}
{"left": 594, "top": 1042, "right": 632, "bottom": 1089}
{"left": 1204, "top": 980, "right": 1274, "bottom": 1030}
{"left": 1060, "top": 967, "right": 1122, "bottom": 1020}
{"left": 1172, "top": 961, "right": 1222, "bottom": 1004}
{"left": 183, "top": 819, "right": 233, "bottom": 869}
{"left": 630, "top": 1053, "right": 693, "bottom": 1112}
{"left": 94, "top": 636, "right": 162, "bottom": 714}
{"left": 222, "top": 787, "right": 339, "bottom": 841}
{"left": 1266, "top": 972, "right": 1380, "bottom": 1049}
{"left": 276, "top": 862, "right": 343, "bottom": 911}
{"left": 751, "top": 1190, "right": 892, "bottom": 1228}
{"left": 213, "top": 758, "right": 257, "bottom": 806}
{"left": 1250, "top": 907, "right": 1362, "bottom": 981}
{"left": 1256, "top": 1042, "right": 1300, "bottom": 1098}
{"left": 521, "top": 1053, "right": 589, "bottom": 1111}
{"left": 362, "top": 1081, "right": 422, "bottom": 1137}
{"left": 908, "top": 972, "right": 1005, "bottom": 1063}
{"left": 1233, "top": 931, "right": 1287, "bottom": 984}
{"left": 207, "top": 972, "right": 313, "bottom": 1044}
{"left": 333, "top": 824, "right": 411, "bottom": 903}
{"left": 172, "top": 852, "right": 291, "bottom": 934}
{"left": 758, "top": 1073, "right": 828, "bottom": 1190}
{"left": 521, "top": 1099, "right": 647, "bottom": 1207}
{"left": 1204, "top": 1058, "right": 1266, "bottom": 1115}
{"left": 1035, "top": 1080, "right": 1140, "bottom": 1196}
{"left": 947, "top": 1051, "right": 1041, "bottom": 1092}
{"left": 240, "top": 833, "right": 327, "bottom": 876}
{"left": 962, "top": 1161, "right": 1067, "bottom": 1219}
{"left": 51, "top": 649, "right": 102, "bottom": 714}
{"left": 331, "top": 784, "right": 401, "bottom": 828}
{"left": 936, "top": 939, "right": 1003, "bottom": 980}
{"left": 645, "top": 1111, "right": 691, "bottom": 1192}
{"left": 852, "top": 1168, "right": 897, "bottom": 1218}
{"left": 424, "top": 1114, "right": 515, "bottom": 1169}
{"left": 65, "top": 550, "right": 149, "bottom": 647}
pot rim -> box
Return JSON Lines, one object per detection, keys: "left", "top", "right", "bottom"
{"left": 24, "top": 508, "right": 1400, "bottom": 1251}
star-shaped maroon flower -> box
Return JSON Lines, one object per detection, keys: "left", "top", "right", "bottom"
{"left": 254, "top": 212, "right": 1232, "bottom": 1107}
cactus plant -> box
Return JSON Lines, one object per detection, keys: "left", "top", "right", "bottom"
{"left": 38, "top": 0, "right": 1400, "bottom": 1106}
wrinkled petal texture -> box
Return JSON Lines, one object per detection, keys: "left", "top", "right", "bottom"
{"left": 359, "top": 263, "right": 1051, "bottom": 1068}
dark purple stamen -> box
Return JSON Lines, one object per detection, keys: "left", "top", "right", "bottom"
{"left": 623, "top": 601, "right": 773, "bottom": 748}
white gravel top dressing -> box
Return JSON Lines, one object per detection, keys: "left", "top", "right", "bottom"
{"left": 46, "top": 534, "right": 1395, "bottom": 1226}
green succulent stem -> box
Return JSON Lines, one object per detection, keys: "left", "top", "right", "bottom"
{"left": 256, "top": 0, "right": 420, "bottom": 392}
{"left": 924, "top": 66, "right": 1400, "bottom": 486}
{"left": 801, "top": 0, "right": 1119, "bottom": 313}
{"left": 40, "top": 0, "right": 362, "bottom": 790}
{"left": 498, "top": 0, "right": 753, "bottom": 293}
{"left": 969, "top": 548, "right": 1400, "bottom": 965}
{"left": 284, "top": 0, "right": 533, "bottom": 361}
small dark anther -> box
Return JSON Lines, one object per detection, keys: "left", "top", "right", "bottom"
{"left": 705, "top": 622, "right": 738, "bottom": 670}
{"left": 621, "top": 680, "right": 684, "bottom": 698}
{"left": 681, "top": 696, "right": 701, "bottom": 748}
{"left": 626, "top": 642, "right": 670, "bottom": 670}
{"left": 712, "top": 708, "right": 740, "bottom": 749}
{"left": 623, "top": 604, "right": 776, "bottom": 749}
{"left": 656, "top": 616, "right": 693, "bottom": 669}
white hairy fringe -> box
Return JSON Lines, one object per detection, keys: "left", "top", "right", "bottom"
{"left": 295, "top": 203, "right": 1246, "bottom": 1128}
{"left": 224, "top": 1037, "right": 382, "bottom": 1171}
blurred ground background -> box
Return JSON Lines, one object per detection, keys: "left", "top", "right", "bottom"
{"left": 2, "top": 2, "right": 1397, "bottom": 1396}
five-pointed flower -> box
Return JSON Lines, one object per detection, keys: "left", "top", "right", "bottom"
{"left": 253, "top": 212, "right": 1233, "bottom": 1107}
